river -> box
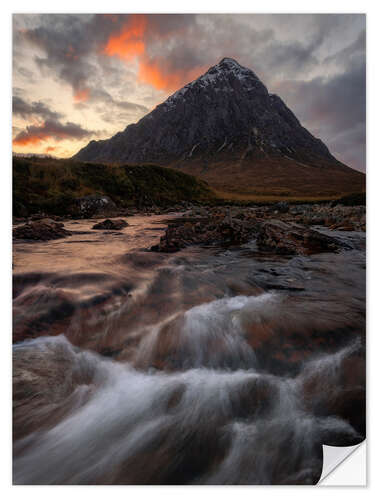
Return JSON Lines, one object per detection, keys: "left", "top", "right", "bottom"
{"left": 12, "top": 214, "right": 366, "bottom": 484}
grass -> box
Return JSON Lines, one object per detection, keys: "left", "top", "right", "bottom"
{"left": 13, "top": 157, "right": 215, "bottom": 217}
{"left": 212, "top": 189, "right": 341, "bottom": 204}
{"left": 13, "top": 156, "right": 366, "bottom": 217}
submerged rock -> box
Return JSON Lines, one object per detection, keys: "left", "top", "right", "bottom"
{"left": 13, "top": 220, "right": 72, "bottom": 241}
{"left": 92, "top": 219, "right": 129, "bottom": 230}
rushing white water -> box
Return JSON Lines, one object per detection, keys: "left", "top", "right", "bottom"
{"left": 13, "top": 216, "right": 366, "bottom": 484}
{"left": 13, "top": 316, "right": 361, "bottom": 484}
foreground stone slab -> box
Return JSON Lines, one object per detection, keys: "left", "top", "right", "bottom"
{"left": 13, "top": 220, "right": 72, "bottom": 241}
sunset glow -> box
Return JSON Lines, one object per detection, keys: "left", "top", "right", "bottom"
{"left": 103, "top": 15, "right": 146, "bottom": 61}
{"left": 73, "top": 88, "right": 90, "bottom": 102}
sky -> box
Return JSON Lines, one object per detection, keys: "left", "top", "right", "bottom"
{"left": 12, "top": 13, "right": 366, "bottom": 172}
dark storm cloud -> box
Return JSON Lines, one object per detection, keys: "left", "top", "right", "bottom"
{"left": 255, "top": 37, "right": 321, "bottom": 77}
{"left": 18, "top": 14, "right": 123, "bottom": 93}
{"left": 275, "top": 51, "right": 365, "bottom": 172}
{"left": 285, "top": 61, "right": 365, "bottom": 132}
{"left": 328, "top": 123, "right": 365, "bottom": 165}
{"left": 13, "top": 96, "right": 63, "bottom": 121}
{"left": 146, "top": 14, "right": 196, "bottom": 35}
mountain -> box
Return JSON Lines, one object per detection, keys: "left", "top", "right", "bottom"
{"left": 74, "top": 57, "right": 365, "bottom": 198}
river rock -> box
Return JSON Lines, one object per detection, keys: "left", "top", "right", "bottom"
{"left": 73, "top": 194, "right": 117, "bottom": 217}
{"left": 92, "top": 219, "right": 129, "bottom": 230}
{"left": 257, "top": 220, "right": 343, "bottom": 255}
{"left": 153, "top": 217, "right": 258, "bottom": 252}
{"left": 13, "top": 220, "right": 72, "bottom": 241}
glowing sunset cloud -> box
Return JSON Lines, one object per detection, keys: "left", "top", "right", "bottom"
{"left": 138, "top": 58, "right": 206, "bottom": 92}
{"left": 74, "top": 89, "right": 90, "bottom": 102}
{"left": 103, "top": 15, "right": 146, "bottom": 61}
{"left": 13, "top": 120, "right": 95, "bottom": 147}
{"left": 13, "top": 135, "right": 47, "bottom": 146}
{"left": 102, "top": 14, "right": 205, "bottom": 93}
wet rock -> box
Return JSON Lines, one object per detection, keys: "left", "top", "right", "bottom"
{"left": 13, "top": 220, "right": 72, "bottom": 241}
{"left": 291, "top": 204, "right": 365, "bottom": 232}
{"left": 13, "top": 339, "right": 94, "bottom": 441}
{"left": 153, "top": 217, "right": 259, "bottom": 252}
{"left": 273, "top": 201, "right": 289, "bottom": 213}
{"left": 257, "top": 220, "right": 343, "bottom": 255}
{"left": 301, "top": 352, "right": 365, "bottom": 441}
{"left": 92, "top": 219, "right": 129, "bottom": 230}
{"left": 73, "top": 194, "right": 117, "bottom": 217}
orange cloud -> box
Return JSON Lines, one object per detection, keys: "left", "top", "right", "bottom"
{"left": 102, "top": 14, "right": 206, "bottom": 93}
{"left": 44, "top": 146, "right": 56, "bottom": 153}
{"left": 13, "top": 120, "right": 94, "bottom": 147}
{"left": 13, "top": 132, "right": 49, "bottom": 146}
{"left": 65, "top": 45, "right": 78, "bottom": 60}
{"left": 139, "top": 58, "right": 205, "bottom": 92}
{"left": 138, "top": 59, "right": 180, "bottom": 91}
{"left": 103, "top": 15, "right": 146, "bottom": 61}
{"left": 74, "top": 88, "right": 90, "bottom": 102}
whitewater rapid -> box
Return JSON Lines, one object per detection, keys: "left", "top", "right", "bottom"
{"left": 13, "top": 294, "right": 362, "bottom": 485}
{"left": 13, "top": 215, "right": 366, "bottom": 484}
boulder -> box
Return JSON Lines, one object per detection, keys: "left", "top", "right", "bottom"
{"left": 152, "top": 217, "right": 258, "bottom": 252}
{"left": 92, "top": 219, "right": 129, "bottom": 230}
{"left": 273, "top": 201, "right": 289, "bottom": 213}
{"left": 257, "top": 219, "right": 343, "bottom": 255}
{"left": 74, "top": 194, "right": 117, "bottom": 217}
{"left": 13, "top": 220, "right": 72, "bottom": 241}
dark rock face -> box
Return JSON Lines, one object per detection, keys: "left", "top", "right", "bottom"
{"left": 74, "top": 58, "right": 338, "bottom": 168}
{"left": 92, "top": 219, "right": 129, "bottom": 230}
{"left": 13, "top": 220, "right": 72, "bottom": 241}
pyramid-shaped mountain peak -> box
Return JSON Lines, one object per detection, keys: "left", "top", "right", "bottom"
{"left": 74, "top": 58, "right": 364, "bottom": 197}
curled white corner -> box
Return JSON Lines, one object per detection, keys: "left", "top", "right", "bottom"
{"left": 319, "top": 441, "right": 366, "bottom": 485}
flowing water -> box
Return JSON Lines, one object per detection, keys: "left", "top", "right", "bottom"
{"left": 12, "top": 214, "right": 366, "bottom": 484}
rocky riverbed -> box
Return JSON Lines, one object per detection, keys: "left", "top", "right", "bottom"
{"left": 12, "top": 202, "right": 365, "bottom": 485}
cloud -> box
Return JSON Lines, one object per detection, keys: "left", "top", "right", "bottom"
{"left": 18, "top": 14, "right": 117, "bottom": 96}
{"left": 102, "top": 15, "right": 146, "bottom": 61}
{"left": 100, "top": 14, "right": 206, "bottom": 92}
{"left": 73, "top": 88, "right": 90, "bottom": 102}
{"left": 275, "top": 56, "right": 366, "bottom": 171}
{"left": 12, "top": 119, "right": 99, "bottom": 146}
{"left": 13, "top": 96, "right": 63, "bottom": 121}
{"left": 88, "top": 88, "right": 148, "bottom": 113}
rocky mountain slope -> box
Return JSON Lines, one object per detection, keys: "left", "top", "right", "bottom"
{"left": 74, "top": 58, "right": 365, "bottom": 198}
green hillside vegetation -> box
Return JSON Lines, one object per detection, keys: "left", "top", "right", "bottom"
{"left": 13, "top": 157, "right": 215, "bottom": 216}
